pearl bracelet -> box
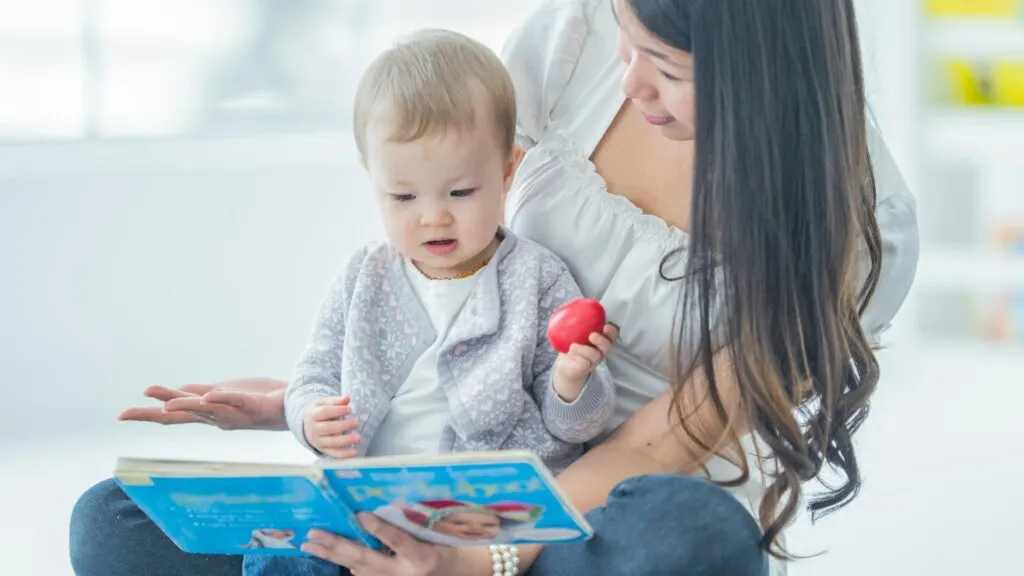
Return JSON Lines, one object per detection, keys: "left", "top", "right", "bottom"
{"left": 489, "top": 544, "right": 520, "bottom": 576}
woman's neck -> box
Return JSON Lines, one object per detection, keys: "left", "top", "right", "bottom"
{"left": 590, "top": 100, "right": 694, "bottom": 232}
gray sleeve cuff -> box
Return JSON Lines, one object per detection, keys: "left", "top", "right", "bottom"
{"left": 541, "top": 364, "right": 615, "bottom": 444}
{"left": 284, "top": 384, "right": 335, "bottom": 454}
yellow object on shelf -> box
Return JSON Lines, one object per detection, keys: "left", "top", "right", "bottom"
{"left": 937, "top": 58, "right": 1024, "bottom": 107}
{"left": 941, "top": 59, "right": 993, "bottom": 105}
{"left": 925, "top": 0, "right": 1021, "bottom": 17}
{"left": 994, "top": 61, "right": 1024, "bottom": 105}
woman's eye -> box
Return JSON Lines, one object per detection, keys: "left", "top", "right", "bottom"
{"left": 659, "top": 70, "right": 681, "bottom": 81}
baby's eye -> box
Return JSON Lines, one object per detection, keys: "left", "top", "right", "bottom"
{"left": 451, "top": 188, "right": 476, "bottom": 197}
{"left": 391, "top": 193, "right": 415, "bottom": 202}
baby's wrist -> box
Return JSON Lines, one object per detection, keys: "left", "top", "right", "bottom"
{"left": 303, "top": 419, "right": 321, "bottom": 444}
{"left": 552, "top": 372, "right": 586, "bottom": 402}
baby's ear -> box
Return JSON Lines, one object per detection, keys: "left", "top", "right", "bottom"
{"left": 512, "top": 146, "right": 525, "bottom": 173}
{"left": 502, "top": 147, "right": 523, "bottom": 189}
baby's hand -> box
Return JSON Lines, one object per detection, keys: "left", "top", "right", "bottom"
{"left": 553, "top": 323, "right": 617, "bottom": 402}
{"left": 303, "top": 396, "right": 361, "bottom": 459}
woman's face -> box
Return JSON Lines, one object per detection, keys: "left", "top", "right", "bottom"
{"left": 612, "top": 0, "right": 696, "bottom": 141}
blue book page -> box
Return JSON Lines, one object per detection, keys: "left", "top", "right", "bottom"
{"left": 321, "top": 454, "right": 591, "bottom": 548}
{"left": 116, "top": 473, "right": 373, "bottom": 556}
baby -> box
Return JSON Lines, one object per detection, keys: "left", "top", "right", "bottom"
{"left": 244, "top": 29, "right": 616, "bottom": 576}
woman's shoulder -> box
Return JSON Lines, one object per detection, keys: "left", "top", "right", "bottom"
{"left": 865, "top": 118, "right": 916, "bottom": 210}
{"left": 501, "top": 0, "right": 605, "bottom": 73}
{"left": 501, "top": 0, "right": 612, "bottom": 148}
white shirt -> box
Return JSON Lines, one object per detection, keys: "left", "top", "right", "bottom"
{"left": 364, "top": 259, "right": 480, "bottom": 457}
{"left": 501, "top": 0, "right": 920, "bottom": 573}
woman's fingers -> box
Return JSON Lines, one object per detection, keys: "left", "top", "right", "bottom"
{"left": 117, "top": 407, "right": 202, "bottom": 425}
{"left": 178, "top": 383, "right": 218, "bottom": 396}
{"left": 142, "top": 385, "right": 201, "bottom": 402}
{"left": 302, "top": 530, "right": 394, "bottom": 573}
{"left": 162, "top": 397, "right": 248, "bottom": 430}
{"left": 205, "top": 377, "right": 287, "bottom": 394}
{"left": 358, "top": 514, "right": 455, "bottom": 573}
{"left": 357, "top": 514, "right": 417, "bottom": 558}
{"left": 123, "top": 379, "right": 289, "bottom": 430}
{"left": 301, "top": 521, "right": 453, "bottom": 576}
{"left": 198, "top": 390, "right": 251, "bottom": 409}
{"left": 164, "top": 396, "right": 236, "bottom": 417}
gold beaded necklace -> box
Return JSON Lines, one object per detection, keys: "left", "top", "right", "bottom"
{"left": 419, "top": 257, "right": 491, "bottom": 281}
{"left": 416, "top": 233, "right": 502, "bottom": 280}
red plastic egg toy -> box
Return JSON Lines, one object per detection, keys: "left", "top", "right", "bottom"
{"left": 547, "top": 298, "right": 606, "bottom": 354}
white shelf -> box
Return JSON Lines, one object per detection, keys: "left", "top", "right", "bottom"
{"left": 925, "top": 109, "right": 1024, "bottom": 162}
{"left": 0, "top": 131, "right": 358, "bottom": 176}
{"left": 925, "top": 19, "right": 1024, "bottom": 57}
{"left": 916, "top": 249, "right": 1024, "bottom": 291}
{"left": 892, "top": 340, "right": 1024, "bottom": 366}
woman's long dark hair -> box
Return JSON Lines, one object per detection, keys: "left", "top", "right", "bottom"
{"left": 631, "top": 0, "right": 884, "bottom": 557}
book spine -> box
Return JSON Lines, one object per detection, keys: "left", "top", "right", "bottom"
{"left": 319, "top": 476, "right": 382, "bottom": 549}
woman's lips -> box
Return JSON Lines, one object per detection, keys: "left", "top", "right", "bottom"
{"left": 643, "top": 113, "right": 676, "bottom": 126}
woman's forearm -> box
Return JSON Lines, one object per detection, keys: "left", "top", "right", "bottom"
{"left": 480, "top": 364, "right": 741, "bottom": 573}
{"left": 453, "top": 427, "right": 686, "bottom": 574}
{"left": 453, "top": 547, "right": 514, "bottom": 576}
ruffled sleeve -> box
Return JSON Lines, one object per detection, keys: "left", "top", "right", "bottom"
{"left": 501, "top": 0, "right": 601, "bottom": 150}
{"left": 861, "top": 120, "right": 920, "bottom": 342}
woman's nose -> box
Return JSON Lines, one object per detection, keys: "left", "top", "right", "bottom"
{"left": 621, "top": 55, "right": 657, "bottom": 102}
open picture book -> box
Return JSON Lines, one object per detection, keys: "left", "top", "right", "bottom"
{"left": 114, "top": 450, "right": 591, "bottom": 556}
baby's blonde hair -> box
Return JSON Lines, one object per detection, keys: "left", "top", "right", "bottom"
{"left": 353, "top": 29, "right": 516, "bottom": 159}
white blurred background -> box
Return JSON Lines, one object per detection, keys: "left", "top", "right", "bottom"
{"left": 1, "top": 0, "right": 1022, "bottom": 574}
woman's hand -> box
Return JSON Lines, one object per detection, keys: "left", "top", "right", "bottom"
{"left": 117, "top": 377, "right": 289, "bottom": 431}
{"left": 302, "top": 513, "right": 461, "bottom": 576}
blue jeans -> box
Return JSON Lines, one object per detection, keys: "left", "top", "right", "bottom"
{"left": 71, "top": 474, "right": 768, "bottom": 576}
{"left": 244, "top": 554, "right": 343, "bottom": 576}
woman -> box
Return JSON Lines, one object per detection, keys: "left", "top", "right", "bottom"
{"left": 70, "top": 0, "right": 918, "bottom": 575}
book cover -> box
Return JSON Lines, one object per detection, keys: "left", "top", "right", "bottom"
{"left": 115, "top": 450, "right": 590, "bottom": 556}
{"left": 115, "top": 461, "right": 373, "bottom": 556}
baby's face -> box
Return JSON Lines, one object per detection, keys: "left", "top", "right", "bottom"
{"left": 432, "top": 511, "right": 502, "bottom": 540}
{"left": 364, "top": 115, "right": 515, "bottom": 279}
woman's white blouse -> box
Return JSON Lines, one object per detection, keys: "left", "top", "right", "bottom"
{"left": 501, "top": 0, "right": 919, "bottom": 571}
